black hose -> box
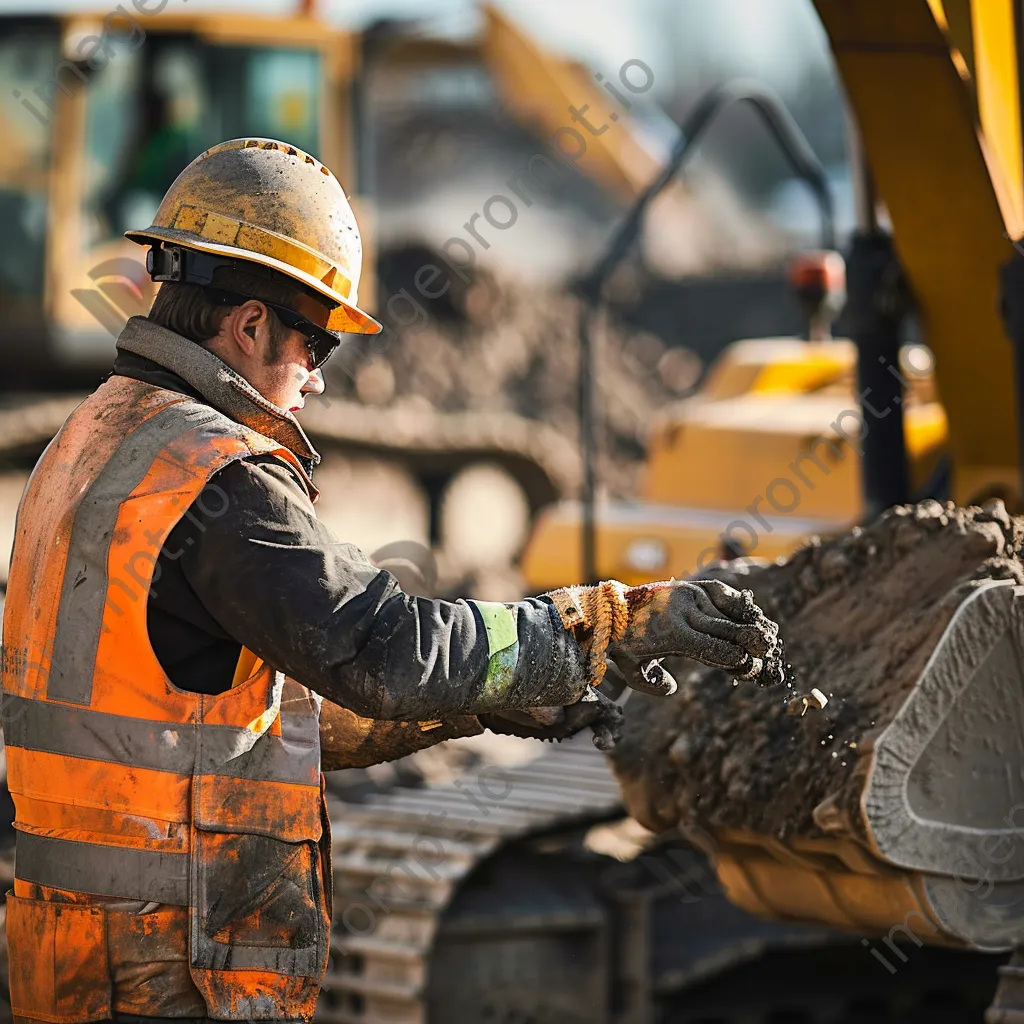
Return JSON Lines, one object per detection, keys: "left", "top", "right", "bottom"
{"left": 577, "top": 80, "right": 836, "bottom": 583}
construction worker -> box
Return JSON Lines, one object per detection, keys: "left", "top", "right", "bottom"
{"left": 1, "top": 139, "right": 780, "bottom": 1023}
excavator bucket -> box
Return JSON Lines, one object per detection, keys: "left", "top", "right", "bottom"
{"left": 612, "top": 500, "right": 1024, "bottom": 955}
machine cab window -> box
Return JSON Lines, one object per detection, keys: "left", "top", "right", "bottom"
{"left": 0, "top": 13, "right": 338, "bottom": 383}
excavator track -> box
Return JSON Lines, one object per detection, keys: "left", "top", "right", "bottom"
{"left": 321, "top": 733, "right": 621, "bottom": 1024}
{"left": 0, "top": 395, "right": 84, "bottom": 461}
{"left": 0, "top": 393, "right": 578, "bottom": 530}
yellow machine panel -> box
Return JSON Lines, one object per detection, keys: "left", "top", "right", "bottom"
{"left": 521, "top": 338, "right": 947, "bottom": 590}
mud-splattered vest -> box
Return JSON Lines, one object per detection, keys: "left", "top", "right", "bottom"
{"left": 1, "top": 376, "right": 331, "bottom": 1022}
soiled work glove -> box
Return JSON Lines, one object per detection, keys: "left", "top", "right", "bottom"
{"left": 546, "top": 578, "right": 784, "bottom": 700}
{"left": 483, "top": 579, "right": 783, "bottom": 754}
{"left": 611, "top": 578, "right": 784, "bottom": 690}
{"left": 479, "top": 686, "right": 623, "bottom": 751}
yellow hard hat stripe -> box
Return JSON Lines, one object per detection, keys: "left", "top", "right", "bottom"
{"left": 170, "top": 205, "right": 355, "bottom": 301}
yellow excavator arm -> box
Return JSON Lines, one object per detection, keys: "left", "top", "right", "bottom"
{"left": 479, "top": 3, "right": 662, "bottom": 203}
{"left": 812, "top": 0, "right": 1021, "bottom": 505}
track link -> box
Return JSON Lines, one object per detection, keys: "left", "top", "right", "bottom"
{"left": 321, "top": 735, "right": 621, "bottom": 1024}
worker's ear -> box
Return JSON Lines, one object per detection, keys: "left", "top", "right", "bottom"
{"left": 225, "top": 301, "right": 267, "bottom": 359}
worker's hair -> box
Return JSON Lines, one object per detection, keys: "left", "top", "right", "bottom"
{"left": 147, "top": 264, "right": 303, "bottom": 362}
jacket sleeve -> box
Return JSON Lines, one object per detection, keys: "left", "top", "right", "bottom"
{"left": 319, "top": 699, "right": 484, "bottom": 770}
{"left": 172, "top": 455, "right": 589, "bottom": 720}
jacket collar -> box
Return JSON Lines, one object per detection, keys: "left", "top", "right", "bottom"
{"left": 115, "top": 316, "right": 320, "bottom": 467}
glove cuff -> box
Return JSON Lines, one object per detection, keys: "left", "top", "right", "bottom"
{"left": 543, "top": 581, "right": 630, "bottom": 687}
{"left": 545, "top": 582, "right": 629, "bottom": 636}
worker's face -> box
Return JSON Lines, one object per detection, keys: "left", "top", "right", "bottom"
{"left": 213, "top": 301, "right": 325, "bottom": 413}
{"left": 256, "top": 328, "right": 326, "bottom": 413}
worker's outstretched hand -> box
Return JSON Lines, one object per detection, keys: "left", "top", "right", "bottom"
{"left": 479, "top": 686, "right": 623, "bottom": 751}
{"left": 545, "top": 578, "right": 785, "bottom": 701}
{"left": 483, "top": 580, "right": 782, "bottom": 752}
{"left": 610, "top": 579, "right": 784, "bottom": 689}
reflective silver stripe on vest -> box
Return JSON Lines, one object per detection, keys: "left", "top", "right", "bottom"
{"left": 2, "top": 695, "right": 320, "bottom": 787}
{"left": 15, "top": 831, "right": 190, "bottom": 905}
{"left": 49, "top": 401, "right": 222, "bottom": 705}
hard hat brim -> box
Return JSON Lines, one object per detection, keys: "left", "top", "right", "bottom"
{"left": 126, "top": 226, "right": 383, "bottom": 336}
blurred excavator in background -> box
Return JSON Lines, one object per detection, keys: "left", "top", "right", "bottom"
{"left": 0, "top": 0, "right": 673, "bottom": 581}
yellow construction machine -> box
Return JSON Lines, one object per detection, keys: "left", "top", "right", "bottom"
{"left": 521, "top": 0, "right": 1023, "bottom": 593}
{"left": 3, "top": 3, "right": 1021, "bottom": 1023}
{"left": 321, "top": 5, "right": 1024, "bottom": 1024}
{"left": 0, "top": 2, "right": 658, "bottom": 383}
{"left": 523, "top": 333, "right": 948, "bottom": 588}
{"left": 0, "top": 2, "right": 674, "bottom": 574}
{"left": 494, "top": 2, "right": 1024, "bottom": 1022}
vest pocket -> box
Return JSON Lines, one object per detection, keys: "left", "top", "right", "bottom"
{"left": 6, "top": 891, "right": 112, "bottom": 1022}
{"left": 190, "top": 827, "right": 328, "bottom": 977}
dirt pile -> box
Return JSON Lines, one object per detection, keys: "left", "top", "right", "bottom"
{"left": 325, "top": 249, "right": 701, "bottom": 498}
{"left": 611, "top": 499, "right": 1024, "bottom": 842}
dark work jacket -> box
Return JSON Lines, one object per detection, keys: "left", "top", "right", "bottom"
{"left": 110, "top": 317, "right": 587, "bottom": 719}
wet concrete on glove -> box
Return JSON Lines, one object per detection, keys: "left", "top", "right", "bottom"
{"left": 621, "top": 580, "right": 785, "bottom": 688}
{"left": 737, "top": 588, "right": 787, "bottom": 688}
{"left": 611, "top": 500, "right": 1024, "bottom": 843}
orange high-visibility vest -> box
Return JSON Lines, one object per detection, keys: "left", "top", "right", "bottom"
{"left": 1, "top": 375, "right": 331, "bottom": 1022}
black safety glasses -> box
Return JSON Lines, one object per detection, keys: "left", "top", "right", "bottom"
{"left": 203, "top": 288, "right": 340, "bottom": 370}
